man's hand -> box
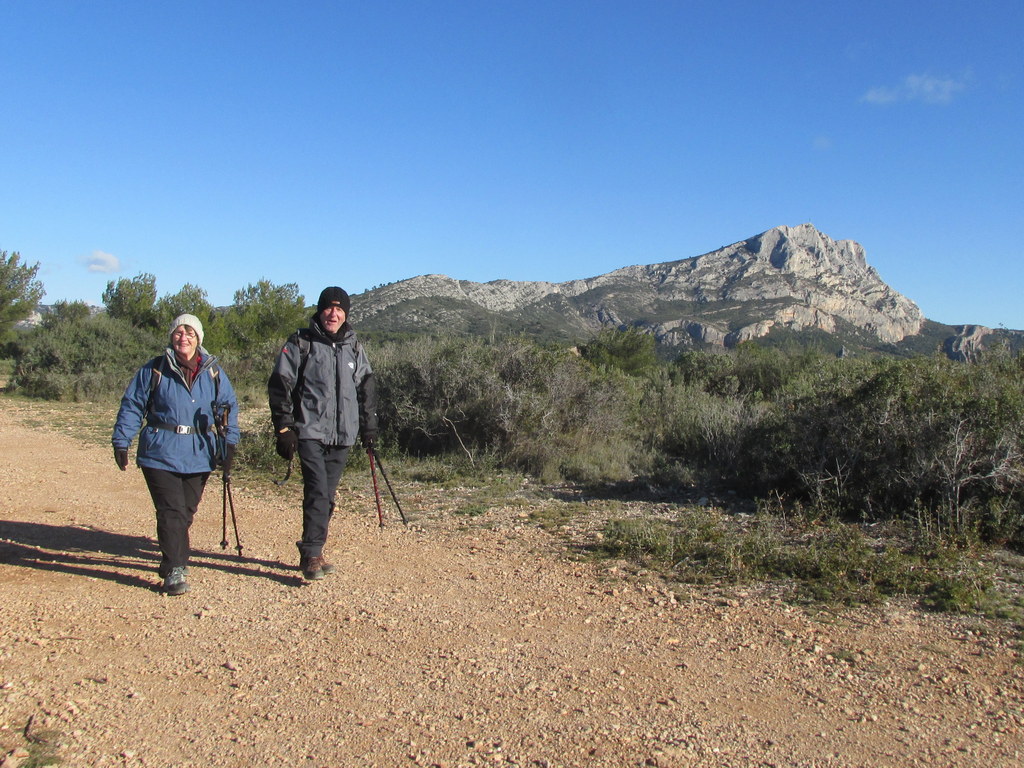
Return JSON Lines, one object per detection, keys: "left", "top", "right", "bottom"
{"left": 361, "top": 430, "right": 378, "bottom": 450}
{"left": 114, "top": 447, "right": 129, "bottom": 471}
{"left": 275, "top": 428, "right": 298, "bottom": 460}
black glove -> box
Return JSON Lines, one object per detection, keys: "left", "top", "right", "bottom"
{"left": 114, "top": 447, "right": 129, "bottom": 471}
{"left": 361, "top": 430, "right": 378, "bottom": 449}
{"left": 222, "top": 443, "right": 236, "bottom": 482}
{"left": 275, "top": 428, "right": 298, "bottom": 460}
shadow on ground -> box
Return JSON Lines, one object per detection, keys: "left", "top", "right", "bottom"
{"left": 0, "top": 519, "right": 302, "bottom": 589}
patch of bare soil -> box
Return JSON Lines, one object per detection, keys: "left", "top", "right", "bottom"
{"left": 1, "top": 401, "right": 1022, "bottom": 768}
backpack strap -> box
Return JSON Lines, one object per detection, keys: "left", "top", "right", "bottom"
{"left": 145, "top": 355, "right": 165, "bottom": 417}
{"left": 288, "top": 328, "right": 312, "bottom": 381}
{"left": 293, "top": 328, "right": 312, "bottom": 361}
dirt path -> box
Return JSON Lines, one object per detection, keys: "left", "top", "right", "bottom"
{"left": 1, "top": 407, "right": 1022, "bottom": 768}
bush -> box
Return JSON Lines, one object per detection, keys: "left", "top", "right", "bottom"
{"left": 215, "top": 338, "right": 282, "bottom": 404}
{"left": 641, "top": 372, "right": 764, "bottom": 477}
{"left": 373, "top": 335, "right": 639, "bottom": 482}
{"left": 579, "top": 327, "right": 659, "bottom": 377}
{"left": 102, "top": 273, "right": 158, "bottom": 328}
{"left": 600, "top": 511, "right": 1002, "bottom": 611}
{"left": 752, "top": 354, "right": 1024, "bottom": 543}
{"left": 9, "top": 314, "right": 163, "bottom": 400}
{"left": 219, "top": 280, "right": 308, "bottom": 353}
{"left": 5, "top": 300, "right": 1023, "bottom": 545}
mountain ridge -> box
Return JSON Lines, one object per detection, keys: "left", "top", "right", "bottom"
{"left": 17, "top": 224, "right": 1020, "bottom": 358}
{"left": 354, "top": 223, "right": 1011, "bottom": 356}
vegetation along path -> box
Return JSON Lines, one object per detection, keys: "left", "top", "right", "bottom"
{"left": 1, "top": 400, "right": 1022, "bottom": 768}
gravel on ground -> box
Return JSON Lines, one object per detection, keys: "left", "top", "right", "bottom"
{"left": 1, "top": 408, "right": 1022, "bottom": 768}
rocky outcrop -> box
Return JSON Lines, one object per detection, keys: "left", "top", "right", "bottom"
{"left": 599, "top": 223, "right": 923, "bottom": 345}
{"left": 944, "top": 325, "right": 993, "bottom": 362}
{"left": 355, "top": 223, "right": 927, "bottom": 348}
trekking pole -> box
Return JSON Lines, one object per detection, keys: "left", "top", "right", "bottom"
{"left": 215, "top": 405, "right": 244, "bottom": 558}
{"left": 221, "top": 480, "right": 231, "bottom": 550}
{"left": 370, "top": 447, "right": 408, "bottom": 526}
{"left": 215, "top": 405, "right": 230, "bottom": 549}
{"left": 367, "top": 447, "right": 385, "bottom": 528}
{"left": 222, "top": 478, "right": 243, "bottom": 558}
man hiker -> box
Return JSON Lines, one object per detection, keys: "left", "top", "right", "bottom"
{"left": 267, "top": 287, "right": 378, "bottom": 580}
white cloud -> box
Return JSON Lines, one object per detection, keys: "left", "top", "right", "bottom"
{"left": 82, "top": 250, "right": 121, "bottom": 273}
{"left": 812, "top": 135, "right": 833, "bottom": 151}
{"left": 862, "top": 73, "right": 969, "bottom": 105}
{"left": 861, "top": 85, "right": 900, "bottom": 104}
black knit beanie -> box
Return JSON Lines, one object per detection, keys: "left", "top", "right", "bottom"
{"left": 317, "top": 286, "right": 350, "bottom": 314}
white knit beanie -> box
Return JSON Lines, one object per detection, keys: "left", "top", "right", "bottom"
{"left": 169, "top": 314, "right": 205, "bottom": 346}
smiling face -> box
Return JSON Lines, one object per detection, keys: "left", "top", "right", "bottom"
{"left": 319, "top": 304, "right": 346, "bottom": 334}
{"left": 171, "top": 325, "right": 199, "bottom": 361}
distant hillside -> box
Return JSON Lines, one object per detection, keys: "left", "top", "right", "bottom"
{"left": 351, "top": 223, "right": 1022, "bottom": 358}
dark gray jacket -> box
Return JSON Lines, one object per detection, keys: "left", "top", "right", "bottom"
{"left": 268, "top": 320, "right": 377, "bottom": 446}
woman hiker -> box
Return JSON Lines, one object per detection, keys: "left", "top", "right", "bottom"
{"left": 112, "top": 313, "right": 240, "bottom": 595}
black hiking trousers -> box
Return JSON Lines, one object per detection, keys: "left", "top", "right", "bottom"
{"left": 297, "top": 439, "right": 351, "bottom": 559}
{"left": 141, "top": 466, "right": 210, "bottom": 577}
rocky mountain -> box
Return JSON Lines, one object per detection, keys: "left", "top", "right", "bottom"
{"left": 354, "top": 223, "right": 1015, "bottom": 355}
{"left": 19, "top": 224, "right": 1016, "bottom": 358}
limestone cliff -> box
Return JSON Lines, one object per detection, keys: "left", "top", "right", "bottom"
{"left": 355, "top": 223, "right": 927, "bottom": 349}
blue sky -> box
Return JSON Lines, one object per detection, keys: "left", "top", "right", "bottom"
{"left": 2, "top": 1, "right": 1022, "bottom": 329}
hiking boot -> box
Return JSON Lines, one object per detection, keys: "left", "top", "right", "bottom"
{"left": 299, "top": 555, "right": 334, "bottom": 580}
{"left": 163, "top": 566, "right": 189, "bottom": 596}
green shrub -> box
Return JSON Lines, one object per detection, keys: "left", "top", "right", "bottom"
{"left": 9, "top": 314, "right": 163, "bottom": 400}
{"left": 373, "top": 335, "right": 638, "bottom": 482}
{"left": 579, "top": 327, "right": 659, "bottom": 377}
{"left": 921, "top": 571, "right": 994, "bottom": 614}
{"left": 235, "top": 418, "right": 278, "bottom": 474}
{"left": 218, "top": 279, "right": 308, "bottom": 353}
{"left": 660, "top": 382, "right": 761, "bottom": 470}
{"left": 600, "top": 510, "right": 1003, "bottom": 611}
{"left": 6, "top": 301, "right": 1024, "bottom": 544}
{"left": 757, "top": 355, "right": 1024, "bottom": 541}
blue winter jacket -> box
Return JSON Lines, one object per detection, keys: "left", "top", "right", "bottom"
{"left": 112, "top": 348, "right": 240, "bottom": 474}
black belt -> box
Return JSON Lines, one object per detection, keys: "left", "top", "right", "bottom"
{"left": 148, "top": 421, "right": 214, "bottom": 435}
